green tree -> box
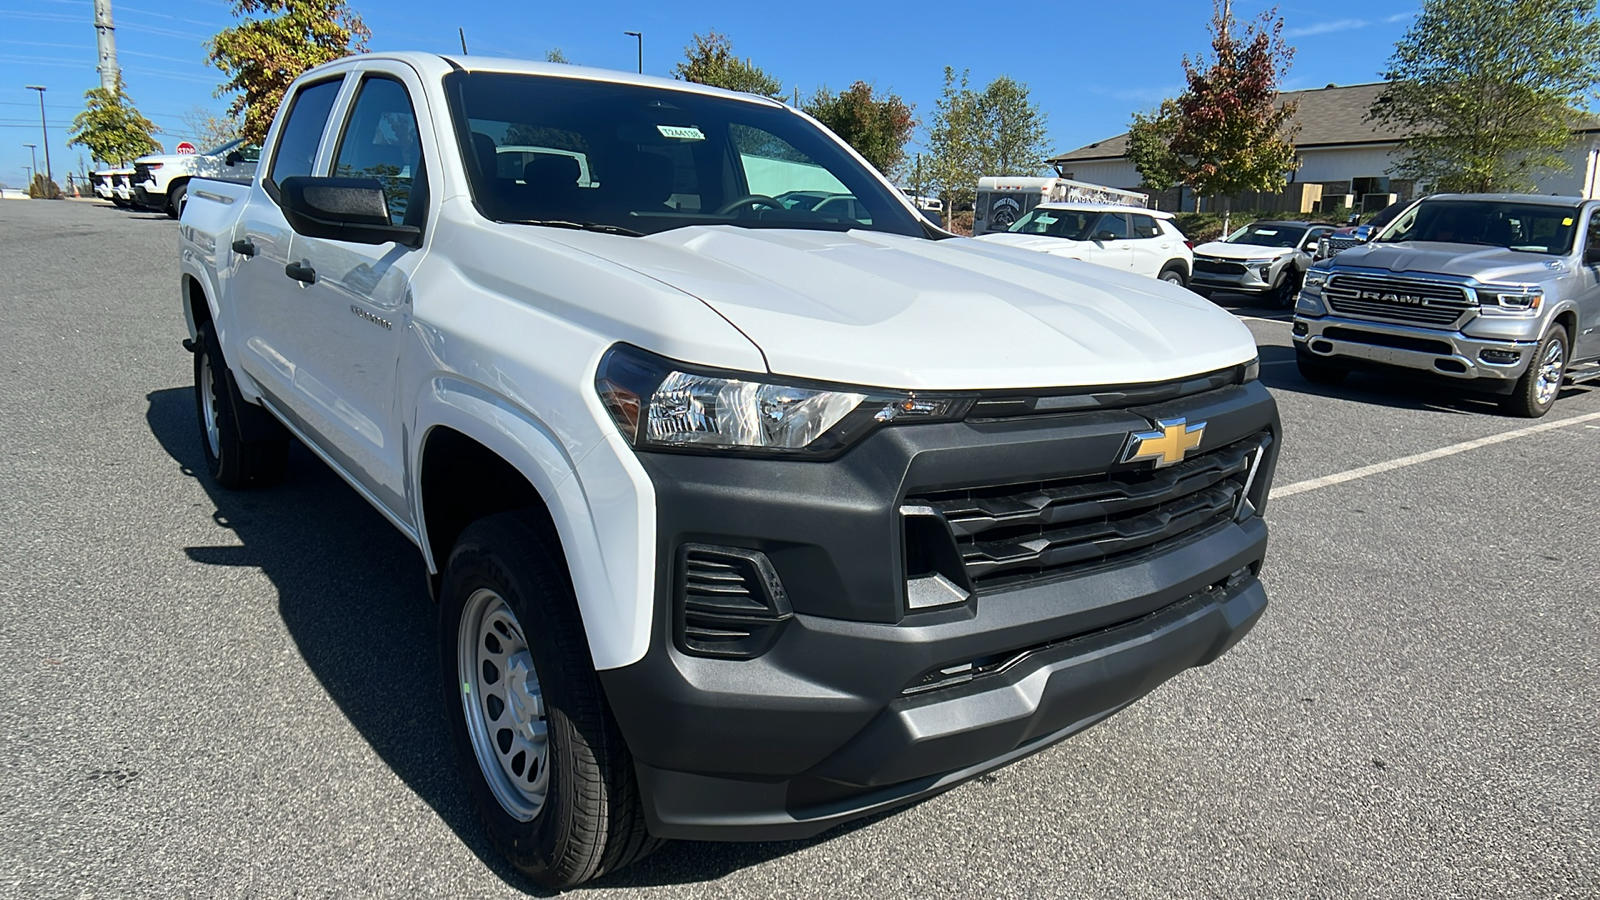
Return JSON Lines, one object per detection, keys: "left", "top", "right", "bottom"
{"left": 544, "top": 48, "right": 571, "bottom": 64}
{"left": 1126, "top": 0, "right": 1299, "bottom": 231}
{"left": 1371, "top": 0, "right": 1600, "bottom": 193}
{"left": 673, "top": 31, "right": 784, "bottom": 99}
{"left": 181, "top": 105, "right": 242, "bottom": 151}
{"left": 803, "top": 82, "right": 915, "bottom": 177}
{"left": 207, "top": 0, "right": 370, "bottom": 144}
{"left": 66, "top": 77, "right": 162, "bottom": 166}
{"left": 926, "top": 67, "right": 1051, "bottom": 222}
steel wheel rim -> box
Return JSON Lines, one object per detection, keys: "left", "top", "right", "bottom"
{"left": 199, "top": 352, "right": 221, "bottom": 458}
{"left": 458, "top": 588, "right": 548, "bottom": 822}
{"left": 1535, "top": 339, "right": 1564, "bottom": 407}
{"left": 1161, "top": 272, "right": 1182, "bottom": 284}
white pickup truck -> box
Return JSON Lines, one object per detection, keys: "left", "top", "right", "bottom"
{"left": 179, "top": 52, "right": 1282, "bottom": 887}
{"left": 133, "top": 138, "right": 259, "bottom": 217}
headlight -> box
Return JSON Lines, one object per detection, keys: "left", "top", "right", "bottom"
{"left": 1303, "top": 270, "right": 1329, "bottom": 288}
{"left": 596, "top": 345, "right": 971, "bottom": 458}
{"left": 1476, "top": 287, "right": 1543, "bottom": 316}
{"left": 1241, "top": 357, "right": 1260, "bottom": 383}
{"left": 1244, "top": 258, "right": 1277, "bottom": 268}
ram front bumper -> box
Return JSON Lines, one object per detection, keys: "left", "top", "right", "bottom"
{"left": 1293, "top": 314, "right": 1536, "bottom": 385}
{"left": 599, "top": 381, "right": 1280, "bottom": 840}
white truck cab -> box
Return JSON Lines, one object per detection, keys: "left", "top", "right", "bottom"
{"left": 134, "top": 138, "right": 259, "bottom": 217}
{"left": 179, "top": 52, "right": 1281, "bottom": 887}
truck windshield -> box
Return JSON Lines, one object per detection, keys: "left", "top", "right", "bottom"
{"left": 1006, "top": 208, "right": 1096, "bottom": 239}
{"left": 443, "top": 72, "right": 925, "bottom": 238}
{"left": 1376, "top": 199, "right": 1580, "bottom": 254}
{"left": 1225, "top": 224, "right": 1306, "bottom": 248}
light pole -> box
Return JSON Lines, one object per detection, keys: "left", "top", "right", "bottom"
{"left": 25, "top": 85, "right": 51, "bottom": 183}
{"left": 23, "top": 143, "right": 37, "bottom": 180}
{"left": 623, "top": 31, "right": 642, "bottom": 74}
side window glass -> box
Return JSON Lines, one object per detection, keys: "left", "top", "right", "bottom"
{"left": 333, "top": 76, "right": 424, "bottom": 224}
{"left": 268, "top": 78, "right": 343, "bottom": 192}
{"left": 1131, "top": 214, "right": 1160, "bottom": 239}
{"left": 1587, "top": 213, "right": 1600, "bottom": 258}
{"left": 1096, "top": 213, "right": 1129, "bottom": 240}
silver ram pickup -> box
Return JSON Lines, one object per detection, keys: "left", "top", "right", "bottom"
{"left": 1293, "top": 193, "right": 1600, "bottom": 416}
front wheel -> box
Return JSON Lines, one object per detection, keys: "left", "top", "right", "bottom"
{"left": 1271, "top": 270, "right": 1303, "bottom": 309}
{"left": 166, "top": 182, "right": 187, "bottom": 219}
{"left": 439, "top": 512, "right": 658, "bottom": 888}
{"left": 1503, "top": 328, "right": 1568, "bottom": 418}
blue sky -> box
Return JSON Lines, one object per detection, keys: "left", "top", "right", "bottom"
{"left": 0, "top": 0, "right": 1418, "bottom": 188}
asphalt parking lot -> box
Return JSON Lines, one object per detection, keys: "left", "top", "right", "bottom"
{"left": 2, "top": 200, "right": 1596, "bottom": 899}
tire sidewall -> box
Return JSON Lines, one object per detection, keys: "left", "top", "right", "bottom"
{"left": 1518, "top": 327, "right": 1568, "bottom": 416}
{"left": 438, "top": 531, "right": 584, "bottom": 882}
{"left": 168, "top": 183, "right": 187, "bottom": 219}
{"left": 193, "top": 325, "right": 234, "bottom": 483}
{"left": 1159, "top": 265, "right": 1186, "bottom": 287}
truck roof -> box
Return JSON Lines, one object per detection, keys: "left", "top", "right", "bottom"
{"left": 302, "top": 51, "right": 788, "bottom": 108}
{"left": 1423, "top": 193, "right": 1588, "bottom": 207}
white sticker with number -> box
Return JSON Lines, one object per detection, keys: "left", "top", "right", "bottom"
{"left": 657, "top": 125, "right": 706, "bottom": 141}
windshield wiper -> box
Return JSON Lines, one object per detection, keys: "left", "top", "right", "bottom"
{"left": 500, "top": 218, "right": 643, "bottom": 237}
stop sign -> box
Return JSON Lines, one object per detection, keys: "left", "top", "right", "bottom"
{"left": 176, "top": 141, "right": 196, "bottom": 154}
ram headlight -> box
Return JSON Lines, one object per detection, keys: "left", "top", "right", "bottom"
{"left": 1476, "top": 287, "right": 1543, "bottom": 316}
{"left": 1303, "top": 269, "right": 1329, "bottom": 289}
{"left": 596, "top": 345, "right": 970, "bottom": 458}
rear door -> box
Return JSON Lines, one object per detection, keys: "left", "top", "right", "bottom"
{"left": 280, "top": 64, "right": 435, "bottom": 515}
{"left": 230, "top": 74, "right": 346, "bottom": 412}
{"left": 1128, "top": 213, "right": 1178, "bottom": 276}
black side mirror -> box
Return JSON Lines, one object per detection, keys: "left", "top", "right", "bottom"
{"left": 278, "top": 176, "right": 420, "bottom": 248}
{"left": 1095, "top": 230, "right": 1117, "bottom": 242}
{"left": 225, "top": 151, "right": 244, "bottom": 166}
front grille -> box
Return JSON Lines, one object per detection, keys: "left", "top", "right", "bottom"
{"left": 133, "top": 163, "right": 152, "bottom": 184}
{"left": 1324, "top": 273, "right": 1474, "bottom": 327}
{"left": 1194, "top": 258, "right": 1247, "bottom": 275}
{"left": 906, "top": 432, "right": 1268, "bottom": 593}
{"left": 1323, "top": 235, "right": 1362, "bottom": 255}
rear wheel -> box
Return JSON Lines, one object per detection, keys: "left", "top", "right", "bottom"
{"left": 1503, "top": 327, "right": 1568, "bottom": 418}
{"left": 193, "top": 323, "right": 289, "bottom": 488}
{"left": 1296, "top": 348, "right": 1349, "bottom": 385}
{"left": 167, "top": 182, "right": 187, "bottom": 219}
{"left": 440, "top": 512, "right": 659, "bottom": 888}
{"left": 1158, "top": 263, "right": 1187, "bottom": 287}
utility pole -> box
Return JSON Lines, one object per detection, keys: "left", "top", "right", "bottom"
{"left": 94, "top": 0, "right": 120, "bottom": 91}
{"left": 26, "top": 86, "right": 51, "bottom": 183}
{"left": 623, "top": 31, "right": 642, "bottom": 74}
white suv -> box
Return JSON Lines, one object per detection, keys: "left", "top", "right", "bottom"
{"left": 975, "top": 202, "right": 1195, "bottom": 285}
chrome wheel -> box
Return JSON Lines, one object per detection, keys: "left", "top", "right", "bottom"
{"left": 458, "top": 588, "right": 548, "bottom": 822}
{"left": 199, "top": 351, "right": 221, "bottom": 459}
{"left": 1535, "top": 337, "right": 1565, "bottom": 407}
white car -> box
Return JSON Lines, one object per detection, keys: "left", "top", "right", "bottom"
{"left": 132, "top": 138, "right": 260, "bottom": 217}
{"left": 1190, "top": 220, "right": 1335, "bottom": 308}
{"left": 975, "top": 202, "right": 1195, "bottom": 285}
{"left": 92, "top": 167, "right": 136, "bottom": 207}
{"left": 179, "top": 52, "right": 1279, "bottom": 888}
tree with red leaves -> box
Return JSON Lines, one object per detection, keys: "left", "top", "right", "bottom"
{"left": 1127, "top": 0, "right": 1300, "bottom": 231}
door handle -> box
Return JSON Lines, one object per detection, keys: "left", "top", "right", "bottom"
{"left": 284, "top": 261, "right": 317, "bottom": 285}
{"left": 231, "top": 239, "right": 257, "bottom": 257}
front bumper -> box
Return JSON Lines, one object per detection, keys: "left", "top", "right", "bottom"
{"left": 1293, "top": 314, "right": 1536, "bottom": 385}
{"left": 1191, "top": 260, "right": 1282, "bottom": 293}
{"left": 599, "top": 382, "right": 1280, "bottom": 840}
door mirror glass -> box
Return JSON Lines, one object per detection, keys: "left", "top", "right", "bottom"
{"left": 1094, "top": 230, "right": 1117, "bottom": 242}
{"left": 278, "top": 176, "right": 421, "bottom": 247}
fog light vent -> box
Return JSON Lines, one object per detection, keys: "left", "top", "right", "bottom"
{"left": 675, "top": 545, "right": 792, "bottom": 659}
{"left": 1480, "top": 348, "right": 1521, "bottom": 365}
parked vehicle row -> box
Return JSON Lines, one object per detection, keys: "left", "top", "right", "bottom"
{"left": 180, "top": 52, "right": 1279, "bottom": 889}
{"left": 94, "top": 139, "right": 260, "bottom": 218}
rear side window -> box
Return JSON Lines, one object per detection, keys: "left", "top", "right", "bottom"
{"left": 1130, "top": 214, "right": 1161, "bottom": 239}
{"left": 268, "top": 78, "right": 343, "bottom": 192}
{"left": 332, "top": 76, "right": 424, "bottom": 225}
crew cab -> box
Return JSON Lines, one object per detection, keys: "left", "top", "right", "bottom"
{"left": 1294, "top": 193, "right": 1600, "bottom": 416}
{"left": 133, "top": 138, "right": 259, "bottom": 217}
{"left": 179, "top": 52, "right": 1281, "bottom": 887}
{"left": 975, "top": 202, "right": 1195, "bottom": 285}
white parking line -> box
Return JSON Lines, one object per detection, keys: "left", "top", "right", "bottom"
{"left": 1269, "top": 409, "right": 1600, "bottom": 500}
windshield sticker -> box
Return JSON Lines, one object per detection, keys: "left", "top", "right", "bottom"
{"left": 657, "top": 125, "right": 706, "bottom": 141}
{"left": 1563, "top": 217, "right": 1574, "bottom": 226}
{"left": 1253, "top": 229, "right": 1278, "bottom": 236}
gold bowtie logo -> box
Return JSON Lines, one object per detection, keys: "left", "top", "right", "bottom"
{"left": 1123, "top": 417, "right": 1206, "bottom": 468}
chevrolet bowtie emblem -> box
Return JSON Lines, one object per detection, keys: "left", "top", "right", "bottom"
{"left": 1123, "top": 417, "right": 1206, "bottom": 468}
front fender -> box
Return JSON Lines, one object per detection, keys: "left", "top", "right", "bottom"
{"left": 414, "top": 377, "right": 657, "bottom": 671}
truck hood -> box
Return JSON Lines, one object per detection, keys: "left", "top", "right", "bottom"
{"left": 533, "top": 226, "right": 1256, "bottom": 390}
{"left": 133, "top": 153, "right": 195, "bottom": 166}
{"left": 1192, "top": 241, "right": 1293, "bottom": 261}
{"left": 1331, "top": 241, "right": 1563, "bottom": 284}
{"left": 972, "top": 232, "right": 1090, "bottom": 254}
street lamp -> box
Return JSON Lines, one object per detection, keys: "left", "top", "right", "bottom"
{"left": 623, "top": 31, "right": 642, "bottom": 74}
{"left": 23, "top": 143, "right": 37, "bottom": 179}
{"left": 25, "top": 85, "right": 51, "bottom": 183}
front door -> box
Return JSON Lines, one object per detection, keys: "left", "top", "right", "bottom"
{"left": 1079, "top": 212, "right": 1135, "bottom": 271}
{"left": 284, "top": 68, "right": 434, "bottom": 515}
{"left": 1575, "top": 212, "right": 1600, "bottom": 360}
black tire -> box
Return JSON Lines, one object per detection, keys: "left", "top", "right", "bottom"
{"left": 193, "top": 323, "right": 289, "bottom": 488}
{"left": 1158, "top": 263, "right": 1187, "bottom": 288}
{"left": 1271, "top": 270, "right": 1303, "bottom": 309}
{"left": 1503, "top": 327, "right": 1568, "bottom": 418}
{"left": 439, "top": 512, "right": 659, "bottom": 889}
{"left": 110, "top": 197, "right": 129, "bottom": 209}
{"left": 1296, "top": 348, "right": 1349, "bottom": 385}
{"left": 166, "top": 182, "right": 187, "bottom": 219}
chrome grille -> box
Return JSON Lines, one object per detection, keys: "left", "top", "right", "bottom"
{"left": 1324, "top": 273, "right": 1474, "bottom": 327}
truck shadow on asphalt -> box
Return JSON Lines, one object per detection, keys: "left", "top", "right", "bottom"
{"left": 143, "top": 386, "right": 886, "bottom": 893}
